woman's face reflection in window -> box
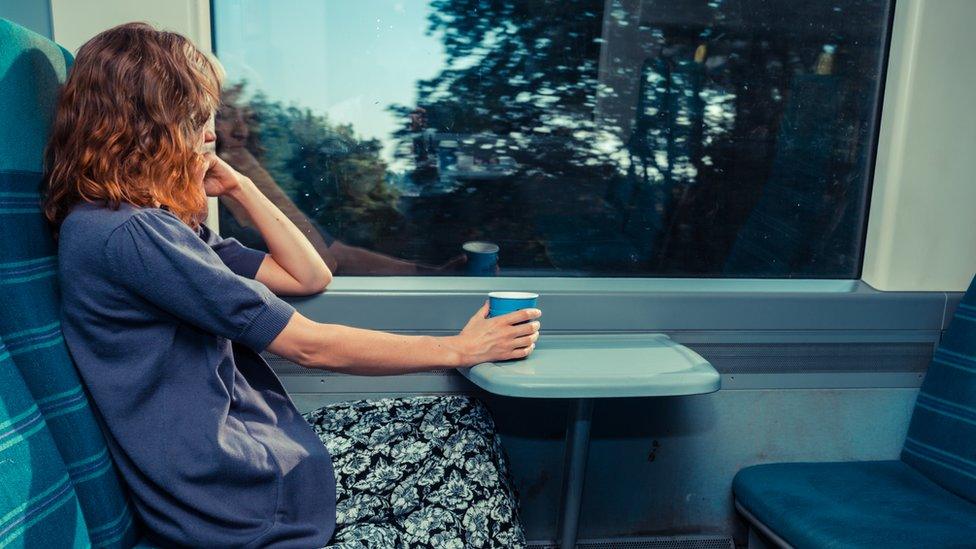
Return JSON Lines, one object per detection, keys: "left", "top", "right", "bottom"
{"left": 215, "top": 102, "right": 251, "bottom": 151}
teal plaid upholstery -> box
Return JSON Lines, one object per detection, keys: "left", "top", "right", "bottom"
{"left": 902, "top": 274, "right": 976, "bottom": 503}
{"left": 0, "top": 337, "right": 90, "bottom": 548}
{"left": 1, "top": 18, "right": 139, "bottom": 548}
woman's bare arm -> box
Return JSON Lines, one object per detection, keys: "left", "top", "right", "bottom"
{"left": 218, "top": 146, "right": 339, "bottom": 272}
{"left": 203, "top": 153, "right": 333, "bottom": 295}
{"left": 267, "top": 302, "right": 541, "bottom": 374}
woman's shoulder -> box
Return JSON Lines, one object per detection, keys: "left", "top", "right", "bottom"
{"left": 63, "top": 201, "right": 176, "bottom": 233}
{"left": 60, "top": 201, "right": 189, "bottom": 252}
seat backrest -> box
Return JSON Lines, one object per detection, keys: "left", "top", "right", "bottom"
{"left": 0, "top": 18, "right": 138, "bottom": 548}
{"left": 902, "top": 274, "right": 976, "bottom": 503}
{"left": 0, "top": 334, "right": 90, "bottom": 548}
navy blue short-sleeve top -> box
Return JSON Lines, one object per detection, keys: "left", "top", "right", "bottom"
{"left": 58, "top": 201, "right": 336, "bottom": 548}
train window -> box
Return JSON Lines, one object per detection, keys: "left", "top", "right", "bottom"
{"left": 211, "top": 0, "right": 893, "bottom": 278}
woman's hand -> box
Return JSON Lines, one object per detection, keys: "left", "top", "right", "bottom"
{"left": 452, "top": 301, "right": 541, "bottom": 366}
{"left": 415, "top": 254, "right": 500, "bottom": 275}
{"left": 198, "top": 153, "right": 246, "bottom": 198}
{"left": 414, "top": 253, "right": 468, "bottom": 275}
{"left": 435, "top": 254, "right": 468, "bottom": 273}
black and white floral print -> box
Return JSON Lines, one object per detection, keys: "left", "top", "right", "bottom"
{"left": 303, "top": 395, "right": 526, "bottom": 548}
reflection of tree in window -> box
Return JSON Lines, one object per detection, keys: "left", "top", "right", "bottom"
{"left": 216, "top": 83, "right": 467, "bottom": 275}
{"left": 382, "top": 0, "right": 888, "bottom": 277}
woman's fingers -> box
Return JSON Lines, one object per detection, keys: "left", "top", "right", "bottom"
{"left": 509, "top": 344, "right": 536, "bottom": 359}
{"left": 193, "top": 152, "right": 215, "bottom": 181}
{"left": 511, "top": 331, "right": 540, "bottom": 348}
{"left": 511, "top": 320, "right": 540, "bottom": 337}
{"left": 494, "top": 308, "right": 541, "bottom": 326}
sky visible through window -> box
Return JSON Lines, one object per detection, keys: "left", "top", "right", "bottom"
{"left": 215, "top": 0, "right": 446, "bottom": 170}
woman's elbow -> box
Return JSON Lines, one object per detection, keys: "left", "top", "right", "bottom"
{"left": 311, "top": 271, "right": 332, "bottom": 293}
{"left": 300, "top": 268, "right": 332, "bottom": 294}
{"left": 270, "top": 315, "right": 339, "bottom": 370}
{"left": 293, "top": 335, "right": 353, "bottom": 372}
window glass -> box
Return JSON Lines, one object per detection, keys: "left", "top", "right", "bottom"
{"left": 212, "top": 0, "right": 892, "bottom": 277}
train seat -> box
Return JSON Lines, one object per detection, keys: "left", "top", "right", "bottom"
{"left": 733, "top": 274, "right": 976, "bottom": 548}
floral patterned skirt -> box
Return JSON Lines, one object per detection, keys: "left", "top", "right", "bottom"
{"left": 303, "top": 395, "right": 527, "bottom": 548}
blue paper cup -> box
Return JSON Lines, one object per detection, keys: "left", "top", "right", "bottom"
{"left": 488, "top": 291, "right": 539, "bottom": 320}
{"left": 488, "top": 291, "right": 539, "bottom": 361}
{"left": 463, "top": 241, "right": 499, "bottom": 276}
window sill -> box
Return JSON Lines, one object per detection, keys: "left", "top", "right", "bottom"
{"left": 317, "top": 276, "right": 862, "bottom": 295}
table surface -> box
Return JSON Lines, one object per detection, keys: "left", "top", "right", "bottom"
{"left": 458, "top": 333, "right": 720, "bottom": 398}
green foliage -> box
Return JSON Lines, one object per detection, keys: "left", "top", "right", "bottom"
{"left": 234, "top": 83, "right": 402, "bottom": 247}
{"left": 388, "top": 0, "right": 620, "bottom": 180}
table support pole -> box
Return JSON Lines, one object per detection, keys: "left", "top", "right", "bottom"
{"left": 558, "top": 398, "right": 594, "bottom": 549}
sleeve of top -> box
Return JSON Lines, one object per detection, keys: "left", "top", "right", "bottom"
{"left": 196, "top": 222, "right": 267, "bottom": 279}
{"left": 307, "top": 218, "right": 337, "bottom": 247}
{"left": 104, "top": 211, "right": 296, "bottom": 351}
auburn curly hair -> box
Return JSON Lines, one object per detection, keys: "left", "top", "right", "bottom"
{"left": 43, "top": 22, "right": 222, "bottom": 231}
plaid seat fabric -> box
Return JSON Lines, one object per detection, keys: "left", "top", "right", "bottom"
{"left": 0, "top": 335, "right": 91, "bottom": 548}
{"left": 902, "top": 273, "right": 976, "bottom": 503}
{"left": 0, "top": 18, "right": 139, "bottom": 548}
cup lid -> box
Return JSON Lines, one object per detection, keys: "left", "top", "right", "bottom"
{"left": 488, "top": 291, "right": 539, "bottom": 299}
{"left": 463, "top": 241, "right": 500, "bottom": 253}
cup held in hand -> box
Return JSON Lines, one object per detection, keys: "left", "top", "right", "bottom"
{"left": 488, "top": 291, "right": 539, "bottom": 320}
{"left": 488, "top": 291, "right": 539, "bottom": 361}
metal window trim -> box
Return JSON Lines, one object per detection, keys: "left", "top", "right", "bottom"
{"left": 315, "top": 277, "right": 864, "bottom": 294}
{"left": 287, "top": 279, "right": 960, "bottom": 333}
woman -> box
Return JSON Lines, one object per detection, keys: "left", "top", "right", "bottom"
{"left": 44, "top": 23, "right": 540, "bottom": 548}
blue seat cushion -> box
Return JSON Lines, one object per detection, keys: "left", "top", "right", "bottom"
{"left": 733, "top": 461, "right": 976, "bottom": 548}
